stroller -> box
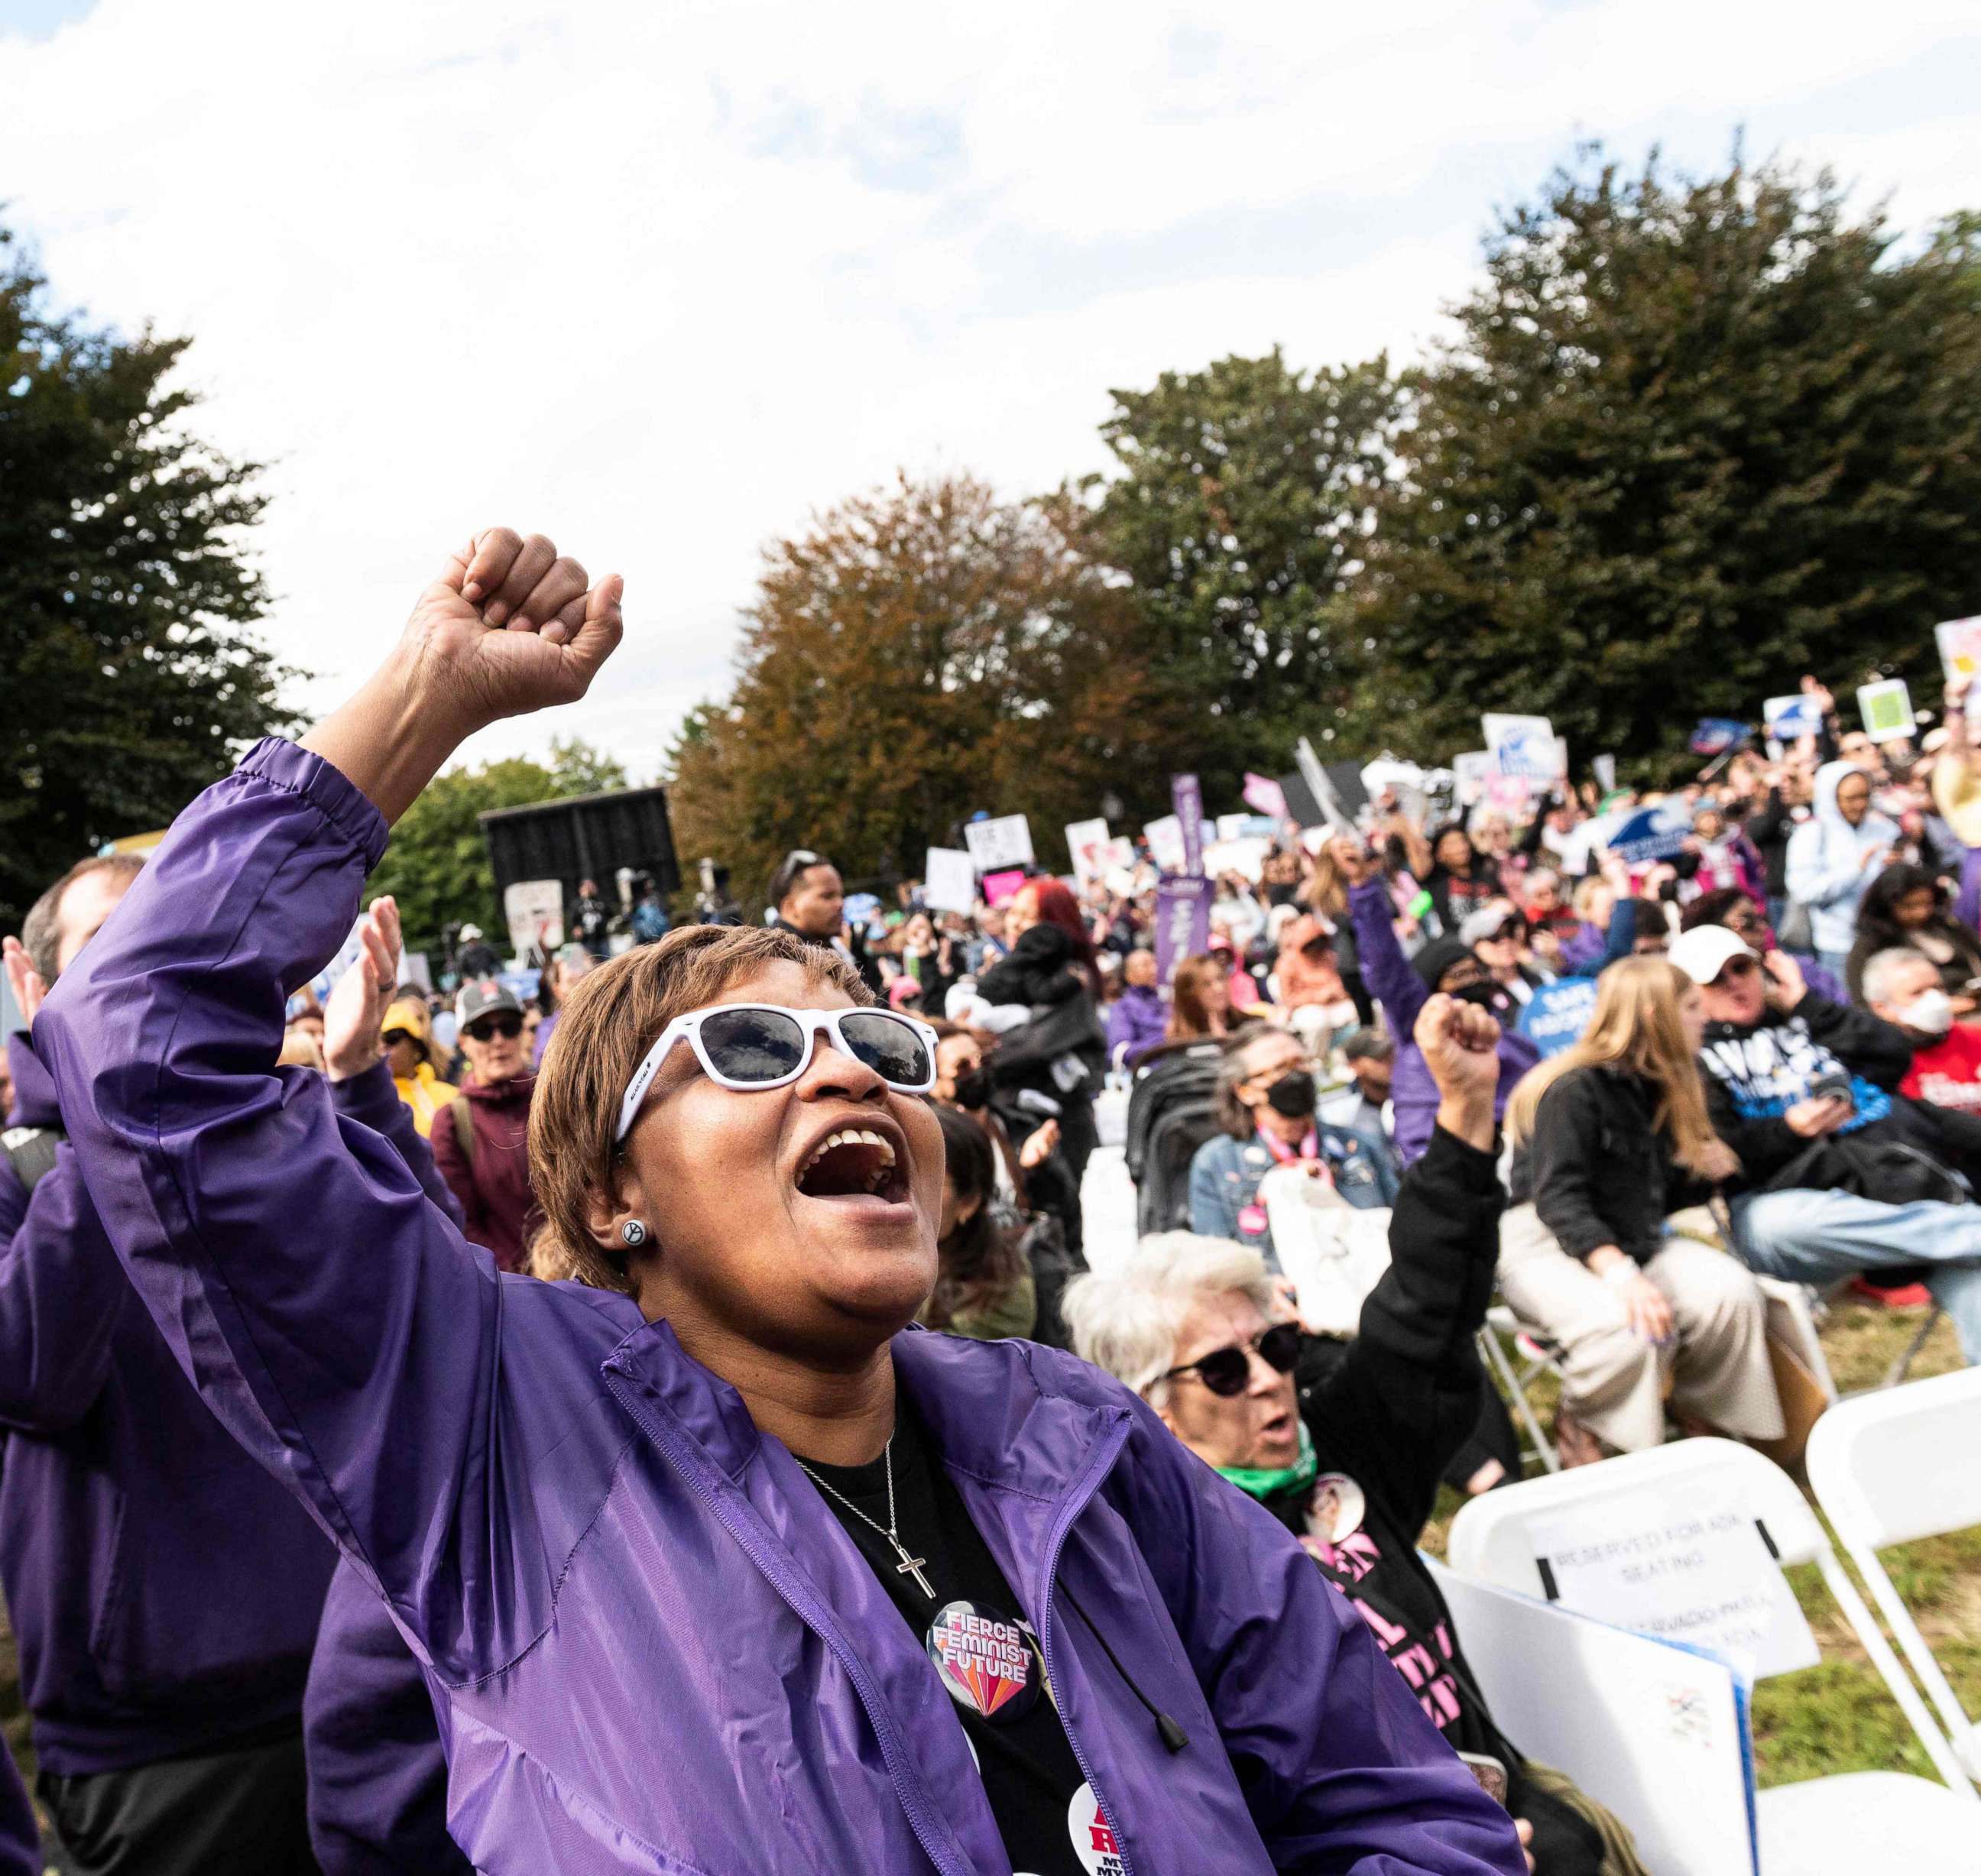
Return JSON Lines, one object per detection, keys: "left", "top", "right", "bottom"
{"left": 1123, "top": 1040, "right": 1227, "bottom": 1236}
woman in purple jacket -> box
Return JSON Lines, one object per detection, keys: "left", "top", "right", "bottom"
{"left": 37, "top": 527, "right": 1522, "bottom": 1876}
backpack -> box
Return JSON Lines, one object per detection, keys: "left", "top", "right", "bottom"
{"left": 449, "top": 1098, "right": 478, "bottom": 1170}
{"left": 1, "top": 1125, "right": 60, "bottom": 1194}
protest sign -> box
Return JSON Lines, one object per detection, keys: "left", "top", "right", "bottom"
{"left": 1591, "top": 753, "right": 1617, "bottom": 795}
{"left": 922, "top": 847, "right": 976, "bottom": 914}
{"left": 1171, "top": 774, "right": 1204, "bottom": 876}
{"left": 1516, "top": 979, "right": 1601, "bottom": 1058}
{"left": 963, "top": 814, "right": 1033, "bottom": 872}
{"left": 981, "top": 869, "right": 1026, "bottom": 906}
{"left": 1856, "top": 678, "right": 1915, "bottom": 744}
{"left": 1295, "top": 737, "right": 1358, "bottom": 834}
{"left": 1242, "top": 771, "right": 1288, "bottom": 819}
{"left": 1608, "top": 802, "right": 1693, "bottom": 865}
{"left": 1689, "top": 719, "right": 1748, "bottom": 758}
{"left": 1529, "top": 1499, "right": 1818, "bottom": 1680}
{"left": 1153, "top": 876, "right": 1211, "bottom": 989}
{"left": 497, "top": 967, "right": 542, "bottom": 1006}
{"left": 1452, "top": 750, "right": 1493, "bottom": 808}
{"left": 1065, "top": 818, "right": 1112, "bottom": 883}
{"left": 1762, "top": 695, "right": 1823, "bottom": 743}
{"left": 1143, "top": 814, "right": 1214, "bottom": 876}
{"left": 1483, "top": 713, "right": 1564, "bottom": 781}
{"left": 1201, "top": 837, "right": 1271, "bottom": 883}
{"left": 1276, "top": 770, "right": 1324, "bottom": 830}
{"left": 1215, "top": 813, "right": 1278, "bottom": 842}
{"left": 504, "top": 879, "right": 564, "bottom": 959}
{"left": 1935, "top": 617, "right": 1981, "bottom": 686}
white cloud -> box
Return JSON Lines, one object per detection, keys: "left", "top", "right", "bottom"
{"left": 4, "top": 0, "right": 1979, "bottom": 780}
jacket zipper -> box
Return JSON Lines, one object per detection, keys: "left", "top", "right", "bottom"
{"left": 1031, "top": 1412, "right": 1138, "bottom": 1876}
{"left": 601, "top": 1370, "right": 975, "bottom": 1876}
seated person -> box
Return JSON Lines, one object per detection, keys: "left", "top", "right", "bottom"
{"left": 1318, "top": 1026, "right": 1399, "bottom": 1169}
{"left": 1104, "top": 945, "right": 1168, "bottom": 1068}
{"left": 1503, "top": 958, "right": 1782, "bottom": 1466}
{"left": 1068, "top": 997, "right": 1645, "bottom": 1876}
{"left": 1846, "top": 862, "right": 1981, "bottom": 1013}
{"left": 1670, "top": 923, "right": 1981, "bottom": 1366}
{"left": 1863, "top": 947, "right": 1981, "bottom": 1118}
{"left": 1678, "top": 885, "right": 1850, "bottom": 1004}
{"left": 920, "top": 1107, "right": 1039, "bottom": 1342}
{"left": 1188, "top": 1024, "right": 1396, "bottom": 1273}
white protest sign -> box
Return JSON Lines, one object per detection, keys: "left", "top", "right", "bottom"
{"left": 1856, "top": 678, "right": 1916, "bottom": 744}
{"left": 1763, "top": 694, "right": 1824, "bottom": 743}
{"left": 962, "top": 814, "right": 1033, "bottom": 872}
{"left": 1064, "top": 818, "right": 1112, "bottom": 883}
{"left": 1591, "top": 753, "right": 1617, "bottom": 796}
{"left": 1483, "top": 713, "right": 1564, "bottom": 781}
{"left": 504, "top": 879, "right": 565, "bottom": 959}
{"left": 1529, "top": 1499, "right": 1818, "bottom": 1680}
{"left": 1452, "top": 750, "right": 1493, "bottom": 808}
{"left": 1935, "top": 617, "right": 1981, "bottom": 685}
{"left": 922, "top": 847, "right": 977, "bottom": 915}
{"left": 1143, "top": 815, "right": 1214, "bottom": 875}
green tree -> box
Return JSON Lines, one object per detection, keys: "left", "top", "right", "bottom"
{"left": 669, "top": 473, "right": 1195, "bottom": 912}
{"left": 0, "top": 225, "right": 293, "bottom": 928}
{"left": 1085, "top": 348, "right": 1402, "bottom": 795}
{"left": 1360, "top": 148, "right": 1981, "bottom": 767}
{"left": 366, "top": 738, "right": 629, "bottom": 961}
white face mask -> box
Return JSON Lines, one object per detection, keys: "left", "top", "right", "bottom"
{"left": 1902, "top": 989, "right": 1955, "bottom": 1038}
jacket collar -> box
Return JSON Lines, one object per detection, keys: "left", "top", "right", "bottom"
{"left": 603, "top": 1314, "right": 1123, "bottom": 1505}
{"left": 5, "top": 1031, "right": 58, "bottom": 1129}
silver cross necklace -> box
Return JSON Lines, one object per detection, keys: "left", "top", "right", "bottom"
{"left": 797, "top": 1437, "right": 935, "bottom": 1599}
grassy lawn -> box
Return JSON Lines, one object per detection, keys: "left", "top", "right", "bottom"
{"left": 1419, "top": 1295, "right": 1976, "bottom": 1790}
{"left": 3, "top": 1299, "right": 1975, "bottom": 1839}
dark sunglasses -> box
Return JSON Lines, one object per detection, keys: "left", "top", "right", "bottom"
{"left": 465, "top": 1013, "right": 524, "bottom": 1042}
{"left": 1160, "top": 1321, "right": 1304, "bottom": 1398}
{"left": 1715, "top": 958, "right": 1762, "bottom": 983}
{"left": 382, "top": 1028, "right": 415, "bottom": 1048}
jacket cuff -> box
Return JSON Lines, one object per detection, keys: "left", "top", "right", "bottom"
{"left": 236, "top": 737, "right": 391, "bottom": 874}
{"left": 329, "top": 1056, "right": 400, "bottom": 1123}
{"left": 1424, "top": 1123, "right": 1502, "bottom": 1191}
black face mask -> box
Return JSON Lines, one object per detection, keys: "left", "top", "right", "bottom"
{"left": 952, "top": 1065, "right": 992, "bottom": 1111}
{"left": 1263, "top": 1068, "right": 1318, "bottom": 1119}
{"left": 1449, "top": 979, "right": 1506, "bottom": 1013}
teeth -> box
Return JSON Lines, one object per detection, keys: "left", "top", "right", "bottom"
{"left": 799, "top": 1128, "right": 898, "bottom": 1175}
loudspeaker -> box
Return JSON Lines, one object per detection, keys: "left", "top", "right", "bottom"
{"left": 479, "top": 788, "right": 681, "bottom": 902}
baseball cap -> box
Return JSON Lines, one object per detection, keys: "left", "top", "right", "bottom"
{"left": 1668, "top": 925, "right": 1756, "bottom": 987}
{"left": 459, "top": 923, "right": 484, "bottom": 942}
{"left": 456, "top": 978, "right": 523, "bottom": 1028}
{"left": 1459, "top": 906, "right": 1520, "bottom": 947}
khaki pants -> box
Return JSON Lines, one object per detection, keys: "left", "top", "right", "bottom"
{"left": 1497, "top": 1205, "right": 1785, "bottom": 1453}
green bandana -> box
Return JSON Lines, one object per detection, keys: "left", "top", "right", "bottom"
{"left": 1215, "top": 1420, "right": 1318, "bottom": 1502}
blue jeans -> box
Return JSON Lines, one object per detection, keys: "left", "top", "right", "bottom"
{"left": 1729, "top": 1187, "right": 1981, "bottom": 1363}
{"left": 1815, "top": 949, "right": 1853, "bottom": 987}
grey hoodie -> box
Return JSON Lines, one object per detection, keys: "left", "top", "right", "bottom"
{"left": 1785, "top": 760, "right": 1898, "bottom": 955}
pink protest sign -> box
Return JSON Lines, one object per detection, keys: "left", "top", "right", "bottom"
{"left": 982, "top": 869, "right": 1026, "bottom": 906}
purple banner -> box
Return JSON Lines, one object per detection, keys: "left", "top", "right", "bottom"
{"left": 1171, "top": 773, "right": 1204, "bottom": 878}
{"left": 1154, "top": 876, "right": 1212, "bottom": 990}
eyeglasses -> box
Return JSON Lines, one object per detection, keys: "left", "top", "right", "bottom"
{"left": 1159, "top": 1322, "right": 1304, "bottom": 1398}
{"left": 465, "top": 1013, "right": 524, "bottom": 1043}
{"left": 614, "top": 1003, "right": 939, "bottom": 1143}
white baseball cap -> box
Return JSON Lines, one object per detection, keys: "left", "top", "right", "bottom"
{"left": 1668, "top": 924, "right": 1756, "bottom": 987}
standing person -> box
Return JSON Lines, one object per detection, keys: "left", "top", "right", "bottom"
{"left": 382, "top": 991, "right": 461, "bottom": 1136}
{"left": 1425, "top": 824, "right": 1501, "bottom": 936}
{"left": 1843, "top": 863, "right": 1981, "bottom": 1012}
{"left": 453, "top": 922, "right": 503, "bottom": 980}
{"left": 1785, "top": 761, "right": 1897, "bottom": 983}
{"left": 2, "top": 889, "right": 454, "bottom": 1876}
{"left": 572, "top": 877, "right": 611, "bottom": 961}
{"left": 34, "top": 527, "right": 1524, "bottom": 1876}
{"left": 1931, "top": 676, "right": 1981, "bottom": 929}
{"left": 1502, "top": 959, "right": 1782, "bottom": 1466}
{"left": 629, "top": 878, "right": 670, "bottom": 945}
{"left": 530, "top": 941, "right": 595, "bottom": 1068}
{"left": 765, "top": 848, "right": 884, "bottom": 993}
{"left": 1106, "top": 946, "right": 1169, "bottom": 1068}
{"left": 430, "top": 978, "right": 538, "bottom": 1271}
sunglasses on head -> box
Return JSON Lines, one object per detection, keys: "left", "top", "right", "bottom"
{"left": 465, "top": 1013, "right": 523, "bottom": 1042}
{"left": 1160, "top": 1321, "right": 1304, "bottom": 1398}
{"left": 615, "top": 1003, "right": 938, "bottom": 1143}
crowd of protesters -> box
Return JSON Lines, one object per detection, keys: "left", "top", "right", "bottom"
{"left": 3, "top": 524, "right": 1979, "bottom": 1874}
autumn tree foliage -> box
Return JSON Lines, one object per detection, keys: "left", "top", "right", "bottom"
{"left": 668, "top": 474, "right": 1195, "bottom": 908}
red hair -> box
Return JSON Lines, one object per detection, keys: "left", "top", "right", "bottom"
{"left": 1016, "top": 878, "right": 1097, "bottom": 971}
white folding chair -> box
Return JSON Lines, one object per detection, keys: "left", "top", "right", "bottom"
{"left": 1807, "top": 1366, "right": 1981, "bottom": 1787}
{"left": 1476, "top": 1304, "right": 1561, "bottom": 1475}
{"left": 1446, "top": 1438, "right": 1981, "bottom": 1874}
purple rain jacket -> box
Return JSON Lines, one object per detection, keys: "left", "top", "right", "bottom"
{"left": 306, "top": 1559, "right": 472, "bottom": 1875}
{"left": 0, "top": 1026, "right": 453, "bottom": 1775}
{"left": 36, "top": 737, "right": 1524, "bottom": 1876}
{"left": 0, "top": 1748, "right": 35, "bottom": 1876}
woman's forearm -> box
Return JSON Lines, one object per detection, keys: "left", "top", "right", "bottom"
{"left": 301, "top": 653, "right": 478, "bottom": 828}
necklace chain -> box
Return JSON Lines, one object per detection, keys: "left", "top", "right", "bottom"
{"left": 796, "top": 1435, "right": 935, "bottom": 1599}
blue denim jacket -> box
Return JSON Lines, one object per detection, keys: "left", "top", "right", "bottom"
{"left": 1188, "top": 1125, "right": 1399, "bottom": 1272}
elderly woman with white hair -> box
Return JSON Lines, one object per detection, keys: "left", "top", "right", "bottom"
{"left": 1066, "top": 996, "right": 1647, "bottom": 1876}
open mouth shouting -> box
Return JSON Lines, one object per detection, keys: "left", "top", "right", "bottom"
{"left": 794, "top": 1121, "right": 913, "bottom": 1210}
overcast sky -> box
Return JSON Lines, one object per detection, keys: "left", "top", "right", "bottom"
{"left": 5, "top": 0, "right": 1980, "bottom": 777}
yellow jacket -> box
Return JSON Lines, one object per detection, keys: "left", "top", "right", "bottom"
{"left": 394, "top": 1061, "right": 462, "bottom": 1139}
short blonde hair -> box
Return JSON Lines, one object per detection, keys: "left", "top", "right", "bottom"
{"left": 529, "top": 925, "right": 869, "bottom": 1291}
{"left": 1062, "top": 1232, "right": 1279, "bottom": 1410}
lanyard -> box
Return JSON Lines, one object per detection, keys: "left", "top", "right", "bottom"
{"left": 1255, "top": 1125, "right": 1320, "bottom": 1168}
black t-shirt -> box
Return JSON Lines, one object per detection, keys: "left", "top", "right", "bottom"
{"left": 798, "top": 1401, "right": 1090, "bottom": 1876}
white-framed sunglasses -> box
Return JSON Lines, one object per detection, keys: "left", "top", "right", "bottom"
{"left": 614, "top": 1003, "right": 939, "bottom": 1143}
